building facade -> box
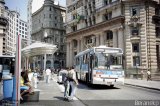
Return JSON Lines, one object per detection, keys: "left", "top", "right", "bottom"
{"left": 31, "top": 0, "right": 66, "bottom": 69}
{"left": 0, "top": 0, "right": 28, "bottom": 56}
{"left": 19, "top": 19, "right": 28, "bottom": 40}
{"left": 27, "top": 0, "right": 33, "bottom": 45}
{"left": 4, "top": 8, "right": 20, "bottom": 55}
{"left": 0, "top": 0, "right": 8, "bottom": 55}
{"left": 66, "top": 0, "right": 160, "bottom": 78}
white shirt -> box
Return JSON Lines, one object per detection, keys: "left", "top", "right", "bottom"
{"left": 147, "top": 71, "right": 151, "bottom": 75}
{"left": 46, "top": 69, "right": 51, "bottom": 75}
{"left": 68, "top": 69, "right": 76, "bottom": 80}
{"left": 28, "top": 72, "right": 33, "bottom": 81}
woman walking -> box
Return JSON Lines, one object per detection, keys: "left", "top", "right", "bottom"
{"left": 67, "top": 67, "right": 78, "bottom": 101}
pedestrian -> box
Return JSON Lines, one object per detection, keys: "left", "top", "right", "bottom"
{"left": 27, "top": 68, "right": 34, "bottom": 86}
{"left": 67, "top": 66, "right": 78, "bottom": 101}
{"left": 46, "top": 67, "right": 51, "bottom": 83}
{"left": 147, "top": 70, "right": 152, "bottom": 81}
{"left": 63, "top": 68, "right": 70, "bottom": 100}
{"left": 140, "top": 70, "right": 144, "bottom": 80}
{"left": 21, "top": 70, "right": 34, "bottom": 94}
{"left": 33, "top": 69, "right": 38, "bottom": 88}
{"left": 0, "top": 65, "right": 2, "bottom": 82}
{"left": 105, "top": 57, "right": 110, "bottom": 69}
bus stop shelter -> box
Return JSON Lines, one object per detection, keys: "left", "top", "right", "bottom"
{"left": 21, "top": 42, "right": 58, "bottom": 70}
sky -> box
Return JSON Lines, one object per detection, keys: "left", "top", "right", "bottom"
{"left": 5, "top": 0, "right": 66, "bottom": 21}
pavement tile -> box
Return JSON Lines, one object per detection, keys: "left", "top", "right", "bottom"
{"left": 20, "top": 79, "right": 73, "bottom": 106}
{"left": 124, "top": 78, "right": 160, "bottom": 90}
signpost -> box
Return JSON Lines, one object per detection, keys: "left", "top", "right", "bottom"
{"left": 13, "top": 34, "right": 21, "bottom": 105}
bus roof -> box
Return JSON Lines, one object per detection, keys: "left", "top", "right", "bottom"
{"left": 0, "top": 55, "right": 15, "bottom": 58}
{"left": 75, "top": 45, "right": 123, "bottom": 57}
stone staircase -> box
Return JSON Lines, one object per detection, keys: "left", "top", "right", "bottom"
{"left": 151, "top": 72, "right": 160, "bottom": 81}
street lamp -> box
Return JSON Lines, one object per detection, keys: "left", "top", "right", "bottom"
{"left": 44, "top": 31, "right": 48, "bottom": 42}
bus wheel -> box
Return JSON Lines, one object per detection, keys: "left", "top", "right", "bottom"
{"left": 86, "top": 73, "right": 89, "bottom": 84}
{"left": 110, "top": 84, "right": 114, "bottom": 87}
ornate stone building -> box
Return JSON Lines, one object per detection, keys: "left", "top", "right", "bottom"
{"left": 31, "top": 0, "right": 66, "bottom": 69}
{"left": 0, "top": 0, "right": 28, "bottom": 56}
{"left": 0, "top": 0, "right": 8, "bottom": 55}
{"left": 66, "top": 0, "right": 160, "bottom": 79}
{"left": 27, "top": 0, "right": 33, "bottom": 45}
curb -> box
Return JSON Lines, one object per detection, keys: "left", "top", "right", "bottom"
{"left": 124, "top": 83, "right": 160, "bottom": 91}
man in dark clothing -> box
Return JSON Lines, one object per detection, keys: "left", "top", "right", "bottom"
{"left": 106, "top": 61, "right": 111, "bottom": 69}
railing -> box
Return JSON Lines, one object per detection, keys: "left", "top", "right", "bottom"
{"left": 125, "top": 67, "right": 148, "bottom": 79}
{"left": 0, "top": 16, "right": 8, "bottom": 26}
{"left": 96, "top": 0, "right": 121, "bottom": 12}
{"left": 127, "top": 16, "right": 142, "bottom": 27}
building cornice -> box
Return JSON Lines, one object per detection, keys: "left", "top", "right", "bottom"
{"left": 0, "top": 16, "right": 8, "bottom": 26}
{"left": 32, "top": 26, "right": 65, "bottom": 35}
{"left": 66, "top": 15, "right": 125, "bottom": 37}
{"left": 32, "top": 3, "right": 66, "bottom": 16}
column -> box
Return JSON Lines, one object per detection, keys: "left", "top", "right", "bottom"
{"left": 33, "top": 57, "right": 35, "bottom": 70}
{"left": 24, "top": 58, "right": 27, "bottom": 69}
{"left": 70, "top": 41, "right": 73, "bottom": 67}
{"left": 44, "top": 54, "right": 46, "bottom": 71}
{"left": 66, "top": 42, "right": 70, "bottom": 67}
{"left": 25, "top": 57, "right": 28, "bottom": 69}
{"left": 26, "top": 57, "right": 29, "bottom": 69}
{"left": 81, "top": 37, "right": 84, "bottom": 51}
{"left": 113, "top": 29, "right": 118, "bottom": 48}
{"left": 77, "top": 40, "right": 80, "bottom": 53}
{"left": 52, "top": 54, "right": 54, "bottom": 69}
{"left": 0, "top": 36, "right": 3, "bottom": 55}
{"left": 96, "top": 34, "right": 100, "bottom": 46}
{"left": 100, "top": 32, "right": 105, "bottom": 45}
{"left": 79, "top": 40, "right": 81, "bottom": 52}
{"left": 118, "top": 28, "right": 124, "bottom": 51}
{"left": 51, "top": 56, "right": 53, "bottom": 68}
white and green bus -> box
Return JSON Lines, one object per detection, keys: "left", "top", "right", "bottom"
{"left": 74, "top": 45, "right": 124, "bottom": 87}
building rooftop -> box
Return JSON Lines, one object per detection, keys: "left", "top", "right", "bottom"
{"left": 0, "top": 0, "right": 5, "bottom": 4}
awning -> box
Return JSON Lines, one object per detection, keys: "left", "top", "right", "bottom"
{"left": 21, "top": 42, "right": 58, "bottom": 57}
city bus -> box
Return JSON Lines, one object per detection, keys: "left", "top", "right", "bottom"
{"left": 74, "top": 45, "right": 124, "bottom": 87}
{"left": 0, "top": 55, "right": 15, "bottom": 81}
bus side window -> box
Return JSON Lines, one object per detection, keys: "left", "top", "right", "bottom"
{"left": 83, "top": 55, "right": 85, "bottom": 64}
{"left": 90, "top": 54, "right": 93, "bottom": 69}
{"left": 94, "top": 55, "right": 98, "bottom": 67}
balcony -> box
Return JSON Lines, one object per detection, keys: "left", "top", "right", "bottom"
{"left": 67, "top": 18, "right": 78, "bottom": 26}
{"left": 67, "top": 14, "right": 85, "bottom": 26}
{"left": 67, "top": 15, "right": 125, "bottom": 36}
{"left": 66, "top": 0, "right": 78, "bottom": 7}
{"left": 132, "top": 52, "right": 140, "bottom": 57}
{"left": 0, "top": 16, "right": 8, "bottom": 26}
{"left": 96, "top": 0, "right": 121, "bottom": 12}
{"left": 130, "top": 35, "right": 141, "bottom": 43}
{"left": 152, "top": 15, "right": 160, "bottom": 24}
{"left": 127, "top": 16, "right": 142, "bottom": 27}
{"left": 105, "top": 40, "right": 113, "bottom": 47}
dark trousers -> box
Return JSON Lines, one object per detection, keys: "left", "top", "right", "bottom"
{"left": 0, "top": 73, "right": 2, "bottom": 82}
{"left": 147, "top": 75, "right": 152, "bottom": 81}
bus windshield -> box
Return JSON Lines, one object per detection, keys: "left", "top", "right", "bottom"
{"left": 95, "top": 53, "right": 122, "bottom": 69}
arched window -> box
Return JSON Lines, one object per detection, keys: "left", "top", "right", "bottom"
{"left": 106, "top": 30, "right": 113, "bottom": 40}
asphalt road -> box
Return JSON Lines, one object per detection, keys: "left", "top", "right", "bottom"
{"left": 73, "top": 82, "right": 160, "bottom": 106}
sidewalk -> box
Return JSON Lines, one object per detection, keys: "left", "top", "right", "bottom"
{"left": 20, "top": 79, "right": 84, "bottom": 106}
{"left": 0, "top": 77, "right": 85, "bottom": 106}
{"left": 124, "top": 78, "right": 160, "bottom": 91}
